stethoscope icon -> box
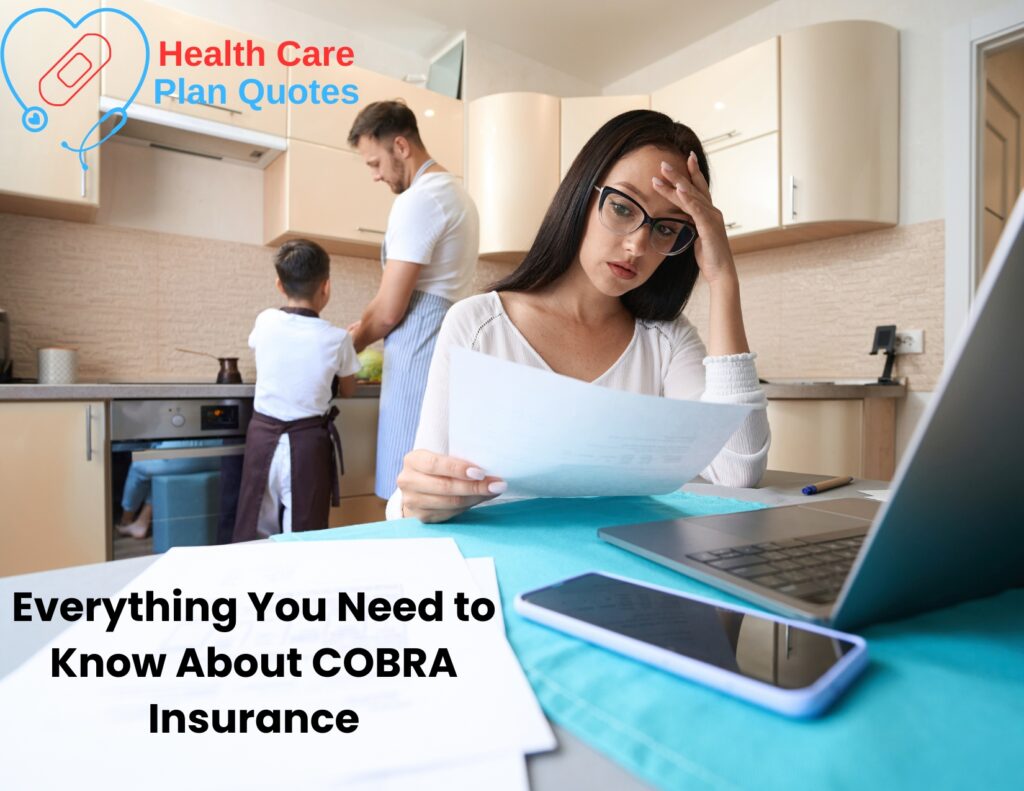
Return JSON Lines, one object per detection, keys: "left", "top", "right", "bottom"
{"left": 1, "top": 7, "right": 149, "bottom": 171}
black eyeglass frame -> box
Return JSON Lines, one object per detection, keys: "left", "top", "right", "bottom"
{"left": 592, "top": 185, "right": 697, "bottom": 256}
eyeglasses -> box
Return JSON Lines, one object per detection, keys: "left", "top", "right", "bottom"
{"left": 592, "top": 185, "right": 697, "bottom": 256}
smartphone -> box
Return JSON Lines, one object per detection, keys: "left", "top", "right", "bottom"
{"left": 514, "top": 572, "right": 868, "bottom": 718}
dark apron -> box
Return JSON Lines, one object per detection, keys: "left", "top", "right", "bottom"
{"left": 232, "top": 406, "right": 343, "bottom": 542}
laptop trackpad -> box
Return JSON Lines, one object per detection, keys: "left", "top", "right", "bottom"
{"left": 676, "top": 501, "right": 874, "bottom": 544}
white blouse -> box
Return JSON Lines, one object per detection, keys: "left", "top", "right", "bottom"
{"left": 385, "top": 291, "right": 771, "bottom": 519}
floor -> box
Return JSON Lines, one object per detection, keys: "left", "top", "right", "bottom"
{"left": 112, "top": 531, "right": 154, "bottom": 561}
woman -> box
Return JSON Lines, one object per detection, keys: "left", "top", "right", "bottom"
{"left": 389, "top": 110, "right": 770, "bottom": 522}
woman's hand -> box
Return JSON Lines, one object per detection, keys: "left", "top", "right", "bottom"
{"left": 652, "top": 153, "right": 737, "bottom": 288}
{"left": 398, "top": 449, "right": 507, "bottom": 523}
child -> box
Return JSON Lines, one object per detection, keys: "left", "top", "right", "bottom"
{"left": 233, "top": 239, "right": 361, "bottom": 540}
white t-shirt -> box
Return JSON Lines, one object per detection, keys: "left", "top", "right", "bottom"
{"left": 250, "top": 308, "right": 361, "bottom": 421}
{"left": 384, "top": 171, "right": 479, "bottom": 302}
{"left": 386, "top": 292, "right": 771, "bottom": 519}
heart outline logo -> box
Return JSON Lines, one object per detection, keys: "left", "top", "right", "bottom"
{"left": 1, "top": 6, "right": 150, "bottom": 171}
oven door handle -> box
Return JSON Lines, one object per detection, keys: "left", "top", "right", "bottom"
{"left": 130, "top": 445, "right": 246, "bottom": 462}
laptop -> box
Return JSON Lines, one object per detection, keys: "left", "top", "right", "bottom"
{"left": 600, "top": 191, "right": 1024, "bottom": 630}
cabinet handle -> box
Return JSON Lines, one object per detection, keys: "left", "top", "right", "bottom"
{"left": 789, "top": 176, "right": 797, "bottom": 220}
{"left": 357, "top": 227, "right": 386, "bottom": 234}
{"left": 131, "top": 446, "right": 245, "bottom": 462}
{"left": 725, "top": 221, "right": 741, "bottom": 230}
{"left": 85, "top": 405, "right": 92, "bottom": 462}
{"left": 700, "top": 129, "right": 740, "bottom": 146}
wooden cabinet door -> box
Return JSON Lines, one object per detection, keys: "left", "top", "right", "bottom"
{"left": 288, "top": 64, "right": 464, "bottom": 176}
{"left": 469, "top": 92, "right": 560, "bottom": 260}
{"left": 560, "top": 95, "right": 649, "bottom": 179}
{"left": 0, "top": 401, "right": 109, "bottom": 575}
{"left": 264, "top": 139, "right": 394, "bottom": 255}
{"left": 781, "top": 21, "right": 898, "bottom": 227}
{"left": 0, "top": 0, "right": 101, "bottom": 208}
{"left": 652, "top": 38, "right": 778, "bottom": 153}
{"left": 334, "top": 398, "right": 379, "bottom": 498}
{"left": 766, "top": 400, "right": 864, "bottom": 478}
{"left": 100, "top": 0, "right": 286, "bottom": 135}
{"left": 708, "top": 133, "right": 780, "bottom": 237}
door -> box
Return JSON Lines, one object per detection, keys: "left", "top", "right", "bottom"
{"left": 707, "top": 133, "right": 780, "bottom": 237}
{"left": 111, "top": 437, "right": 246, "bottom": 558}
{"left": 0, "top": 0, "right": 101, "bottom": 207}
{"left": 651, "top": 38, "right": 778, "bottom": 153}
{"left": 264, "top": 140, "right": 396, "bottom": 253}
{"left": 560, "top": 95, "right": 649, "bottom": 179}
{"left": 780, "top": 22, "right": 898, "bottom": 227}
{"left": 100, "top": 0, "right": 287, "bottom": 135}
{"left": 0, "top": 401, "right": 108, "bottom": 575}
{"left": 981, "top": 45, "right": 1024, "bottom": 276}
{"left": 288, "top": 63, "right": 464, "bottom": 176}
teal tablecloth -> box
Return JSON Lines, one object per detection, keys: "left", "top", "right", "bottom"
{"left": 274, "top": 493, "right": 1024, "bottom": 791}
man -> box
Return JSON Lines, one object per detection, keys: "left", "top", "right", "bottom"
{"left": 347, "top": 100, "right": 479, "bottom": 501}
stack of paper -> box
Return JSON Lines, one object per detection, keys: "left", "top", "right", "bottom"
{"left": 0, "top": 539, "right": 555, "bottom": 790}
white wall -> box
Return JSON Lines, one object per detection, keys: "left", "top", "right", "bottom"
{"left": 463, "top": 34, "right": 601, "bottom": 100}
{"left": 603, "top": 0, "right": 1011, "bottom": 227}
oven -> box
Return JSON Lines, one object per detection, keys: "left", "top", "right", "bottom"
{"left": 109, "top": 398, "right": 253, "bottom": 559}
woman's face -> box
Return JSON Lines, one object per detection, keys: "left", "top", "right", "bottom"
{"left": 576, "top": 145, "right": 694, "bottom": 298}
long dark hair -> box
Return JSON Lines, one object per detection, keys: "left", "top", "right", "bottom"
{"left": 490, "top": 110, "right": 709, "bottom": 322}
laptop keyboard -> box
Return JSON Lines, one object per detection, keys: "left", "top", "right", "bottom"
{"left": 686, "top": 534, "right": 866, "bottom": 605}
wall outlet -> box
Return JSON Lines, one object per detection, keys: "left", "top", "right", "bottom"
{"left": 894, "top": 329, "right": 924, "bottom": 355}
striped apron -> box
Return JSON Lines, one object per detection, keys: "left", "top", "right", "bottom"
{"left": 376, "top": 289, "right": 452, "bottom": 498}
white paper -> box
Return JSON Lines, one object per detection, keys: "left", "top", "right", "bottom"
{"left": 450, "top": 347, "right": 754, "bottom": 498}
{"left": 859, "top": 489, "right": 892, "bottom": 502}
{"left": 346, "top": 751, "right": 528, "bottom": 791}
{"left": 0, "top": 539, "right": 553, "bottom": 789}
{"left": 465, "top": 557, "right": 505, "bottom": 633}
{"left": 464, "top": 556, "right": 555, "bottom": 757}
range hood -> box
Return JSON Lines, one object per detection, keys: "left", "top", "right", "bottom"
{"left": 99, "top": 97, "right": 286, "bottom": 168}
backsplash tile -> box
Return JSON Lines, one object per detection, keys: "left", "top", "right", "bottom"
{"left": 685, "top": 221, "right": 945, "bottom": 391}
{"left": 0, "top": 213, "right": 942, "bottom": 390}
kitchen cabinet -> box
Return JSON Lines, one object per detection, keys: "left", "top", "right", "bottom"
{"left": 780, "top": 21, "right": 899, "bottom": 231}
{"left": 707, "top": 133, "right": 780, "bottom": 236}
{"left": 469, "top": 92, "right": 560, "bottom": 262}
{"left": 0, "top": 0, "right": 101, "bottom": 220}
{"left": 100, "top": 0, "right": 287, "bottom": 136}
{"left": 652, "top": 38, "right": 778, "bottom": 153}
{"left": 0, "top": 401, "right": 109, "bottom": 576}
{"left": 653, "top": 21, "right": 897, "bottom": 253}
{"left": 330, "top": 396, "right": 386, "bottom": 527}
{"left": 264, "top": 139, "right": 396, "bottom": 257}
{"left": 765, "top": 386, "right": 901, "bottom": 480}
{"left": 288, "top": 64, "right": 464, "bottom": 176}
{"left": 560, "top": 95, "right": 649, "bottom": 179}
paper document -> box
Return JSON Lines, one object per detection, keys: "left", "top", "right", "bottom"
{"left": 450, "top": 348, "right": 754, "bottom": 498}
{"left": 859, "top": 489, "right": 892, "bottom": 502}
{"left": 0, "top": 539, "right": 553, "bottom": 789}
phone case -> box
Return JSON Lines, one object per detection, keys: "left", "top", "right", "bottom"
{"left": 514, "top": 571, "right": 869, "bottom": 718}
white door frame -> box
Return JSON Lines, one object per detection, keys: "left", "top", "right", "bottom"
{"left": 944, "top": 1, "right": 1024, "bottom": 359}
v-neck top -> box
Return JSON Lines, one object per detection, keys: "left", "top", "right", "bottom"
{"left": 385, "top": 291, "right": 771, "bottom": 518}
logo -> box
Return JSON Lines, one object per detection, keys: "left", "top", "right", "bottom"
{"left": 1, "top": 6, "right": 149, "bottom": 171}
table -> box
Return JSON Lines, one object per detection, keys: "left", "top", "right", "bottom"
{"left": 4, "top": 471, "right": 1020, "bottom": 790}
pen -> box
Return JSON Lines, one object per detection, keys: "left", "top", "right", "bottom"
{"left": 802, "top": 475, "right": 854, "bottom": 496}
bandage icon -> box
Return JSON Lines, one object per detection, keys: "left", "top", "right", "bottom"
{"left": 38, "top": 33, "right": 112, "bottom": 107}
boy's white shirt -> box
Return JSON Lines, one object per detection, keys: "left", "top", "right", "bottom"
{"left": 249, "top": 308, "right": 361, "bottom": 421}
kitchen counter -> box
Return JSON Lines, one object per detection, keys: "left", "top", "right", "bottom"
{"left": 0, "top": 382, "right": 381, "bottom": 400}
{"left": 760, "top": 378, "right": 907, "bottom": 481}
{"left": 761, "top": 378, "right": 907, "bottom": 399}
